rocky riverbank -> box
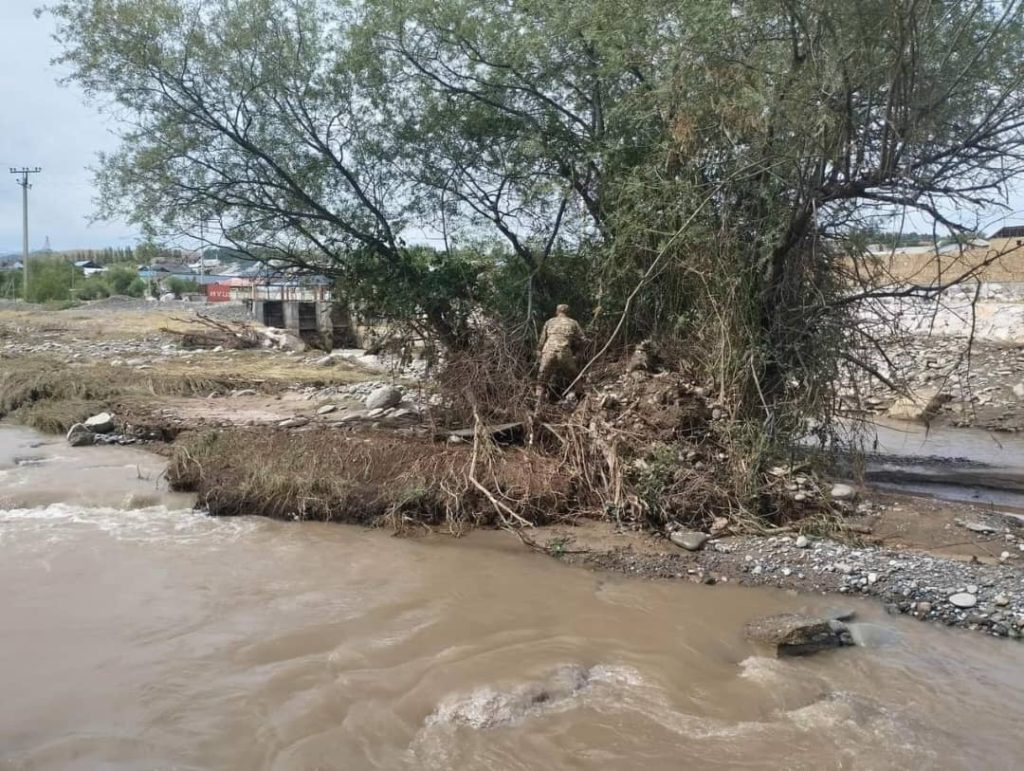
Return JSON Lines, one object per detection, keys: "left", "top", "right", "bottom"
{"left": 549, "top": 508, "right": 1024, "bottom": 641}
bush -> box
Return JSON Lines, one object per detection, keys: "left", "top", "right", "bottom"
{"left": 167, "top": 276, "right": 200, "bottom": 298}
{"left": 25, "top": 258, "right": 73, "bottom": 303}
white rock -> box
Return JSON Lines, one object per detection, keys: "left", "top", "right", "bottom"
{"left": 1013, "top": 382, "right": 1024, "bottom": 400}
{"left": 317, "top": 404, "right": 337, "bottom": 415}
{"left": 83, "top": 412, "right": 115, "bottom": 434}
{"left": 670, "top": 531, "right": 710, "bottom": 551}
{"left": 994, "top": 594, "right": 1010, "bottom": 607}
{"left": 830, "top": 483, "right": 856, "bottom": 501}
{"left": 795, "top": 535, "right": 810, "bottom": 548}
{"left": 278, "top": 416, "right": 310, "bottom": 428}
{"left": 948, "top": 592, "right": 977, "bottom": 609}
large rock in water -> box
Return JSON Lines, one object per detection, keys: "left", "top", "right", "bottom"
{"left": 365, "top": 386, "right": 402, "bottom": 410}
{"left": 84, "top": 412, "right": 115, "bottom": 434}
{"left": 745, "top": 613, "right": 854, "bottom": 656}
{"left": 66, "top": 423, "right": 96, "bottom": 447}
{"left": 886, "top": 387, "right": 951, "bottom": 422}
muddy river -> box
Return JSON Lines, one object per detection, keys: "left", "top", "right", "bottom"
{"left": 2, "top": 425, "right": 1024, "bottom": 770}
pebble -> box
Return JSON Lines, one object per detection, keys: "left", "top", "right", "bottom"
{"left": 795, "top": 535, "right": 810, "bottom": 548}
{"left": 948, "top": 593, "right": 978, "bottom": 609}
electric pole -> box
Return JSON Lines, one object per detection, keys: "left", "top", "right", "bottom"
{"left": 9, "top": 167, "right": 42, "bottom": 299}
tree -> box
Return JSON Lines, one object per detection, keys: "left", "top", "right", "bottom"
{"left": 49, "top": 0, "right": 1024, "bottom": 442}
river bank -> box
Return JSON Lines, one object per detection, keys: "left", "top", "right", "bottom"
{"left": 5, "top": 301, "right": 1024, "bottom": 644}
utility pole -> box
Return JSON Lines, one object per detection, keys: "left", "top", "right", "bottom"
{"left": 9, "top": 167, "right": 42, "bottom": 299}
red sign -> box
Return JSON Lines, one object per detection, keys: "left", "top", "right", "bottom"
{"left": 206, "top": 283, "right": 232, "bottom": 302}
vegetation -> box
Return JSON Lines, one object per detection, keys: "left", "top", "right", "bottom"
{"left": 48, "top": 0, "right": 1024, "bottom": 516}
{"left": 167, "top": 429, "right": 570, "bottom": 530}
{"left": 165, "top": 276, "right": 201, "bottom": 298}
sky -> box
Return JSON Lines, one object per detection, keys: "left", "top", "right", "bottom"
{"left": 0, "top": 0, "right": 139, "bottom": 254}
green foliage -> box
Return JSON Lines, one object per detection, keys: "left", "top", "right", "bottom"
{"left": 25, "top": 258, "right": 74, "bottom": 303}
{"left": 0, "top": 269, "right": 22, "bottom": 299}
{"left": 166, "top": 276, "right": 200, "bottom": 298}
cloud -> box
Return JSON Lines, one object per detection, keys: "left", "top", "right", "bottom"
{"left": 0, "top": 0, "right": 140, "bottom": 253}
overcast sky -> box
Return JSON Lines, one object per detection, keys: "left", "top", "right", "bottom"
{"left": 3, "top": 0, "right": 1024, "bottom": 255}
{"left": 0, "top": 0, "right": 138, "bottom": 254}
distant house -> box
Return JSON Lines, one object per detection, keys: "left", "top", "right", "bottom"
{"left": 0, "top": 255, "right": 24, "bottom": 271}
{"left": 137, "top": 262, "right": 194, "bottom": 280}
{"left": 73, "top": 259, "right": 107, "bottom": 277}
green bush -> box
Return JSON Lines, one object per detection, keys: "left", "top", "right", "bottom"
{"left": 74, "top": 276, "right": 111, "bottom": 301}
{"left": 25, "top": 258, "right": 73, "bottom": 303}
{"left": 167, "top": 276, "right": 200, "bottom": 297}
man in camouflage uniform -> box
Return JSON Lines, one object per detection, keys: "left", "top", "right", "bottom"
{"left": 536, "top": 304, "right": 585, "bottom": 402}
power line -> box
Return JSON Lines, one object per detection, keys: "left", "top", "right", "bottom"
{"left": 9, "top": 167, "right": 42, "bottom": 299}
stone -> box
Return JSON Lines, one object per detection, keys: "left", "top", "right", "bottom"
{"left": 948, "top": 592, "right": 978, "bottom": 609}
{"left": 232, "top": 389, "right": 258, "bottom": 397}
{"left": 915, "top": 601, "right": 933, "bottom": 616}
{"left": 830, "top": 483, "right": 856, "bottom": 501}
{"left": 66, "top": 423, "right": 96, "bottom": 447}
{"left": 365, "top": 385, "right": 402, "bottom": 411}
{"left": 886, "top": 387, "right": 952, "bottom": 422}
{"left": 795, "top": 535, "right": 810, "bottom": 548}
{"left": 670, "top": 531, "right": 709, "bottom": 551}
{"left": 1013, "top": 382, "right": 1024, "bottom": 400}
{"left": 744, "top": 613, "right": 854, "bottom": 656}
{"left": 994, "top": 594, "right": 1010, "bottom": 607}
{"left": 278, "top": 416, "right": 310, "bottom": 428}
{"left": 825, "top": 608, "right": 857, "bottom": 622}
{"left": 314, "top": 355, "right": 335, "bottom": 367}
{"left": 317, "top": 404, "right": 337, "bottom": 415}
{"left": 83, "top": 412, "right": 115, "bottom": 434}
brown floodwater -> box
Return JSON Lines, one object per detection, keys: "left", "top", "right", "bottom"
{"left": 2, "top": 425, "right": 1024, "bottom": 770}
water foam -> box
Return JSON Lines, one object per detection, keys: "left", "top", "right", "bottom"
{"left": 0, "top": 502, "right": 258, "bottom": 545}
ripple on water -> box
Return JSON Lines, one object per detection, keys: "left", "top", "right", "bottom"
{"left": 0, "top": 503, "right": 260, "bottom": 547}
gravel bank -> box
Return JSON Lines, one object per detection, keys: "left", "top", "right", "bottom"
{"left": 561, "top": 525, "right": 1024, "bottom": 640}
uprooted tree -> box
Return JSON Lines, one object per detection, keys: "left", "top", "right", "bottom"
{"left": 49, "top": 0, "right": 1024, "bottom": 518}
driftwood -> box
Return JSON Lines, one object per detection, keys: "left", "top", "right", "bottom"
{"left": 161, "top": 313, "right": 262, "bottom": 350}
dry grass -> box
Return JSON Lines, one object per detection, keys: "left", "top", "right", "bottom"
{"left": 0, "top": 354, "right": 368, "bottom": 434}
{"left": 167, "top": 428, "right": 572, "bottom": 531}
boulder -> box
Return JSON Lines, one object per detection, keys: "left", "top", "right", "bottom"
{"left": 829, "top": 483, "right": 856, "bottom": 501}
{"left": 67, "top": 423, "right": 96, "bottom": 447}
{"left": 744, "top": 613, "right": 854, "bottom": 656}
{"left": 669, "top": 531, "right": 710, "bottom": 551}
{"left": 84, "top": 412, "right": 115, "bottom": 434}
{"left": 365, "top": 385, "right": 403, "bottom": 410}
{"left": 886, "top": 387, "right": 951, "bottom": 422}
{"left": 279, "top": 333, "right": 307, "bottom": 353}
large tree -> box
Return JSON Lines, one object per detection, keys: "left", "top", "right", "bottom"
{"left": 49, "top": 0, "right": 1024, "bottom": 429}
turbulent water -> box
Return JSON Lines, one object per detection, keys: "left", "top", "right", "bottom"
{"left": 2, "top": 425, "right": 1024, "bottom": 770}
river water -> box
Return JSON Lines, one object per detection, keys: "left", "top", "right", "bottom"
{"left": 2, "top": 425, "right": 1024, "bottom": 770}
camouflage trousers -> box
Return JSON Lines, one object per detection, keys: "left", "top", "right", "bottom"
{"left": 536, "top": 348, "right": 578, "bottom": 401}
